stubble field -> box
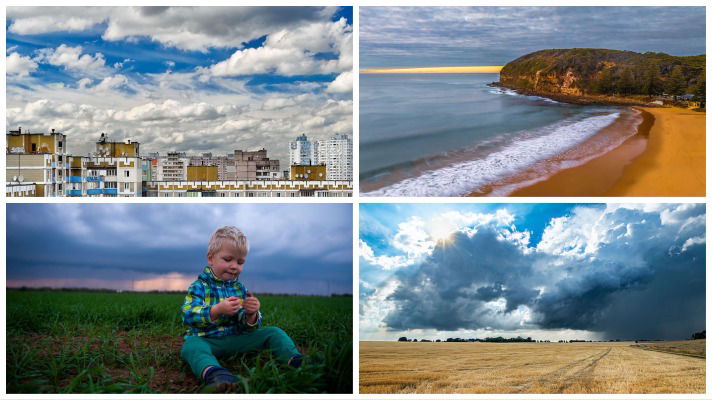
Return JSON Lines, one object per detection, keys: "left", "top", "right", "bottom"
{"left": 360, "top": 341, "right": 705, "bottom": 394}
{"left": 7, "top": 290, "right": 352, "bottom": 394}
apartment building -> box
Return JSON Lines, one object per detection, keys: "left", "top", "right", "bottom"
{"left": 6, "top": 128, "right": 68, "bottom": 197}
{"left": 315, "top": 134, "right": 353, "bottom": 181}
{"left": 289, "top": 134, "right": 314, "bottom": 166}
{"left": 234, "top": 149, "right": 280, "bottom": 180}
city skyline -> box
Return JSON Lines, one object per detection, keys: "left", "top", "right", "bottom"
{"left": 7, "top": 6, "right": 353, "bottom": 164}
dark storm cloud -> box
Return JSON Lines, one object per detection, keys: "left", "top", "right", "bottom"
{"left": 6, "top": 203, "right": 352, "bottom": 294}
{"left": 361, "top": 7, "right": 705, "bottom": 67}
{"left": 382, "top": 205, "right": 705, "bottom": 340}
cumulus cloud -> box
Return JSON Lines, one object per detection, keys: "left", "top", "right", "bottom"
{"left": 38, "top": 44, "right": 108, "bottom": 76}
{"left": 8, "top": 6, "right": 337, "bottom": 52}
{"left": 326, "top": 71, "right": 353, "bottom": 94}
{"left": 7, "top": 7, "right": 108, "bottom": 35}
{"left": 202, "top": 18, "right": 352, "bottom": 78}
{"left": 361, "top": 204, "right": 705, "bottom": 340}
{"left": 7, "top": 84, "right": 352, "bottom": 162}
{"left": 6, "top": 7, "right": 353, "bottom": 163}
{"left": 6, "top": 52, "right": 38, "bottom": 77}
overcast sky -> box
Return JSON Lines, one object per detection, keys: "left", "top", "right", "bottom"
{"left": 361, "top": 7, "right": 706, "bottom": 68}
{"left": 360, "top": 203, "right": 705, "bottom": 341}
{"left": 7, "top": 203, "right": 353, "bottom": 295}
{"left": 6, "top": 6, "right": 353, "bottom": 164}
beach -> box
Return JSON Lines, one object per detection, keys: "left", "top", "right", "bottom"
{"left": 606, "top": 107, "right": 706, "bottom": 196}
{"left": 507, "top": 106, "right": 705, "bottom": 197}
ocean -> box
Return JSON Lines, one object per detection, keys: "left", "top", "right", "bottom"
{"left": 360, "top": 73, "right": 641, "bottom": 196}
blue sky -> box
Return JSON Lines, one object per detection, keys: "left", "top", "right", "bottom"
{"left": 6, "top": 7, "right": 353, "bottom": 163}
{"left": 7, "top": 203, "right": 353, "bottom": 295}
{"left": 360, "top": 7, "right": 705, "bottom": 68}
{"left": 360, "top": 203, "right": 705, "bottom": 341}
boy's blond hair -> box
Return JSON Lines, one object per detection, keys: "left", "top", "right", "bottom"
{"left": 207, "top": 226, "right": 249, "bottom": 257}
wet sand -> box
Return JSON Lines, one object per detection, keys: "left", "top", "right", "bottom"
{"left": 361, "top": 66, "right": 503, "bottom": 74}
{"left": 505, "top": 107, "right": 705, "bottom": 197}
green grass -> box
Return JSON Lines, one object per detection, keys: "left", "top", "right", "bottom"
{"left": 7, "top": 289, "right": 352, "bottom": 394}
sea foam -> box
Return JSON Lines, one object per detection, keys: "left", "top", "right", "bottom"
{"left": 363, "top": 112, "right": 621, "bottom": 197}
{"left": 489, "top": 87, "right": 562, "bottom": 104}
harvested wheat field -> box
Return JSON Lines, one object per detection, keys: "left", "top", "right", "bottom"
{"left": 360, "top": 341, "right": 705, "bottom": 394}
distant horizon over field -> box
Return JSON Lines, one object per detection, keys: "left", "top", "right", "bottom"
{"left": 6, "top": 287, "right": 353, "bottom": 297}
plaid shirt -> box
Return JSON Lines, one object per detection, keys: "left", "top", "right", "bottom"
{"left": 182, "top": 266, "right": 262, "bottom": 338}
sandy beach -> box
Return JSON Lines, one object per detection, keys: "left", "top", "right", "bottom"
{"left": 606, "top": 107, "right": 706, "bottom": 196}
{"left": 507, "top": 106, "right": 705, "bottom": 197}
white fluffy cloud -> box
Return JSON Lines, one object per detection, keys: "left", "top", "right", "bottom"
{"left": 6, "top": 52, "right": 38, "bottom": 77}
{"left": 6, "top": 7, "right": 353, "bottom": 162}
{"left": 8, "top": 6, "right": 337, "bottom": 52}
{"left": 203, "top": 18, "right": 352, "bottom": 78}
{"left": 7, "top": 7, "right": 108, "bottom": 35}
{"left": 39, "top": 44, "right": 108, "bottom": 76}
{"left": 6, "top": 88, "right": 352, "bottom": 163}
{"left": 326, "top": 71, "right": 353, "bottom": 94}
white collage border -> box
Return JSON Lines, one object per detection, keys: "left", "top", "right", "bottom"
{"left": 1, "top": 1, "right": 710, "bottom": 399}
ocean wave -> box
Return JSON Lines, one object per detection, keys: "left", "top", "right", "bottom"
{"left": 489, "top": 87, "right": 562, "bottom": 104}
{"left": 363, "top": 112, "right": 622, "bottom": 197}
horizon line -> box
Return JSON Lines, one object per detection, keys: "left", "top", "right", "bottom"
{"left": 361, "top": 66, "right": 503, "bottom": 74}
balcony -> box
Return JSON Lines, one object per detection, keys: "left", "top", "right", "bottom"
{"left": 65, "top": 189, "right": 82, "bottom": 197}
{"left": 86, "top": 176, "right": 104, "bottom": 182}
{"left": 66, "top": 176, "right": 82, "bottom": 183}
{"left": 86, "top": 188, "right": 117, "bottom": 195}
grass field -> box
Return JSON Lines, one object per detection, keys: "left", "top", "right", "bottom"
{"left": 360, "top": 341, "right": 705, "bottom": 394}
{"left": 7, "top": 290, "right": 352, "bottom": 394}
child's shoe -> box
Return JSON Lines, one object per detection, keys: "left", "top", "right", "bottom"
{"left": 287, "top": 354, "right": 304, "bottom": 368}
{"left": 201, "top": 366, "right": 236, "bottom": 393}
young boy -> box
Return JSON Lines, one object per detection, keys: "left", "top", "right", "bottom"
{"left": 181, "top": 226, "right": 302, "bottom": 392}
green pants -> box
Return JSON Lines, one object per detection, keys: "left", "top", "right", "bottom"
{"left": 181, "top": 326, "right": 300, "bottom": 378}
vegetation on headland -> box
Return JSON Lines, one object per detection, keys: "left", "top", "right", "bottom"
{"left": 499, "top": 48, "right": 705, "bottom": 107}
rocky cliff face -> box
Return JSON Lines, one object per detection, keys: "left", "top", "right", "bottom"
{"left": 498, "top": 48, "right": 704, "bottom": 97}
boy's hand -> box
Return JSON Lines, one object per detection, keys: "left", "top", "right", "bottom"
{"left": 244, "top": 293, "right": 260, "bottom": 321}
{"left": 213, "top": 297, "right": 242, "bottom": 319}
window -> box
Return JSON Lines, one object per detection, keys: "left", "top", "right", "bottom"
{"left": 125, "top": 170, "right": 130, "bottom": 178}
{"left": 124, "top": 183, "right": 130, "bottom": 191}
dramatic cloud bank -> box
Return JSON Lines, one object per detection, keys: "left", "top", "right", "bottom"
{"left": 8, "top": 204, "right": 353, "bottom": 295}
{"left": 360, "top": 204, "right": 705, "bottom": 341}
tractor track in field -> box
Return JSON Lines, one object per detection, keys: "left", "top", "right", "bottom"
{"left": 513, "top": 347, "right": 611, "bottom": 393}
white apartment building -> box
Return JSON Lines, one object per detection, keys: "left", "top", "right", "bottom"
{"left": 84, "top": 156, "right": 142, "bottom": 197}
{"left": 315, "top": 134, "right": 353, "bottom": 181}
{"left": 157, "top": 151, "right": 190, "bottom": 181}
{"left": 289, "top": 134, "right": 315, "bottom": 166}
